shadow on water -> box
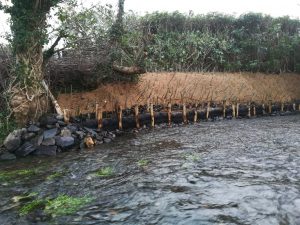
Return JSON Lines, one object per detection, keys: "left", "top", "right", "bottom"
{"left": 1, "top": 115, "right": 300, "bottom": 225}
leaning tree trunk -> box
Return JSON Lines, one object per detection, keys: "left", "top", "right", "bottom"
{"left": 10, "top": 46, "right": 49, "bottom": 125}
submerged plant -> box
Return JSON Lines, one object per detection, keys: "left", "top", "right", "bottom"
{"left": 19, "top": 199, "right": 45, "bottom": 216}
{"left": 94, "top": 167, "right": 114, "bottom": 177}
{"left": 46, "top": 171, "right": 65, "bottom": 181}
{"left": 137, "top": 159, "right": 149, "bottom": 167}
{"left": 0, "top": 168, "right": 39, "bottom": 182}
{"left": 45, "top": 195, "right": 92, "bottom": 217}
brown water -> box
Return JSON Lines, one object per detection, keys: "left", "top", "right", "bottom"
{"left": 1, "top": 115, "right": 300, "bottom": 225}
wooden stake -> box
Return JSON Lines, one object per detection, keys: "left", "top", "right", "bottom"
{"left": 253, "top": 105, "right": 256, "bottom": 116}
{"left": 95, "top": 103, "right": 99, "bottom": 117}
{"left": 118, "top": 105, "right": 123, "bottom": 130}
{"left": 236, "top": 103, "right": 240, "bottom": 118}
{"left": 183, "top": 103, "right": 187, "bottom": 124}
{"left": 293, "top": 103, "right": 296, "bottom": 111}
{"left": 194, "top": 104, "right": 198, "bottom": 122}
{"left": 262, "top": 103, "right": 266, "bottom": 115}
{"left": 150, "top": 103, "right": 155, "bottom": 128}
{"left": 63, "top": 109, "right": 70, "bottom": 124}
{"left": 167, "top": 103, "right": 172, "bottom": 126}
{"left": 298, "top": 104, "right": 300, "bottom": 111}
{"left": 206, "top": 102, "right": 211, "bottom": 120}
{"left": 97, "top": 108, "right": 103, "bottom": 129}
{"left": 223, "top": 101, "right": 226, "bottom": 118}
{"left": 281, "top": 102, "right": 284, "bottom": 112}
{"left": 268, "top": 101, "right": 272, "bottom": 114}
{"left": 134, "top": 105, "right": 140, "bottom": 129}
{"left": 248, "top": 102, "right": 251, "bottom": 117}
{"left": 232, "top": 103, "right": 236, "bottom": 118}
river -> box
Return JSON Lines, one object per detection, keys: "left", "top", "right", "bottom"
{"left": 1, "top": 115, "right": 300, "bottom": 225}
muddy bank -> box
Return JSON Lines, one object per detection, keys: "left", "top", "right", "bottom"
{"left": 58, "top": 72, "right": 300, "bottom": 113}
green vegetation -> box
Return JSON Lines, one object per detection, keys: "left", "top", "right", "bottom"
{"left": 94, "top": 167, "right": 114, "bottom": 177}
{"left": 19, "top": 195, "right": 92, "bottom": 217}
{"left": 184, "top": 153, "right": 200, "bottom": 162}
{"left": 46, "top": 171, "right": 66, "bottom": 181}
{"left": 138, "top": 159, "right": 150, "bottom": 167}
{"left": 45, "top": 195, "right": 92, "bottom": 217}
{"left": 19, "top": 199, "right": 45, "bottom": 216}
{"left": 0, "top": 168, "right": 39, "bottom": 182}
{"left": 0, "top": 111, "right": 17, "bottom": 145}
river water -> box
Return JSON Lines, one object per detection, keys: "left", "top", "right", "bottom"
{"left": 1, "top": 115, "right": 300, "bottom": 225}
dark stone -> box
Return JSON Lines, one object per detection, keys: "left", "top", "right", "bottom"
{"left": 39, "top": 115, "right": 58, "bottom": 127}
{"left": 60, "top": 128, "right": 72, "bottom": 137}
{"left": 0, "top": 152, "right": 16, "bottom": 160}
{"left": 27, "top": 125, "right": 40, "bottom": 133}
{"left": 15, "top": 142, "right": 36, "bottom": 157}
{"left": 75, "top": 131, "right": 85, "bottom": 139}
{"left": 22, "top": 132, "right": 36, "bottom": 141}
{"left": 4, "top": 129, "right": 25, "bottom": 152}
{"left": 103, "top": 138, "right": 112, "bottom": 143}
{"left": 56, "top": 114, "right": 64, "bottom": 120}
{"left": 33, "top": 146, "right": 57, "bottom": 156}
{"left": 46, "top": 125, "right": 56, "bottom": 129}
{"left": 57, "top": 121, "right": 66, "bottom": 126}
{"left": 56, "top": 136, "right": 75, "bottom": 149}
{"left": 66, "top": 125, "right": 78, "bottom": 133}
{"left": 84, "top": 127, "right": 97, "bottom": 137}
{"left": 96, "top": 134, "right": 104, "bottom": 141}
{"left": 41, "top": 138, "right": 56, "bottom": 146}
{"left": 43, "top": 128, "right": 58, "bottom": 139}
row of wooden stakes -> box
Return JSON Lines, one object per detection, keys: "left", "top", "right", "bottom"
{"left": 62, "top": 101, "right": 300, "bottom": 130}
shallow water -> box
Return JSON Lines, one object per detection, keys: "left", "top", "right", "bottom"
{"left": 1, "top": 115, "right": 300, "bottom": 225}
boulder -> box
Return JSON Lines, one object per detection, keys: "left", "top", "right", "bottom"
{"left": 33, "top": 146, "right": 57, "bottom": 156}
{"left": 66, "top": 125, "right": 78, "bottom": 133}
{"left": 84, "top": 136, "right": 94, "bottom": 148}
{"left": 39, "top": 115, "right": 58, "bottom": 127}
{"left": 43, "top": 128, "right": 58, "bottom": 139}
{"left": 84, "top": 127, "right": 97, "bottom": 137}
{"left": 27, "top": 125, "right": 40, "bottom": 133}
{"left": 60, "top": 128, "right": 72, "bottom": 137}
{"left": 22, "top": 132, "right": 36, "bottom": 141}
{"left": 103, "top": 138, "right": 112, "bottom": 143}
{"left": 3, "top": 129, "right": 25, "bottom": 152}
{"left": 0, "top": 152, "right": 17, "bottom": 160}
{"left": 14, "top": 142, "right": 36, "bottom": 157}
{"left": 55, "top": 136, "right": 75, "bottom": 149}
{"left": 41, "top": 138, "right": 56, "bottom": 146}
{"left": 75, "top": 131, "right": 85, "bottom": 139}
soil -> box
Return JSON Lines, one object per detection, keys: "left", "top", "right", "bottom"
{"left": 57, "top": 72, "right": 300, "bottom": 113}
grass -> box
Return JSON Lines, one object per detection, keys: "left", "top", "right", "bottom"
{"left": 19, "top": 199, "right": 45, "bottom": 216}
{"left": 45, "top": 195, "right": 92, "bottom": 217}
{"left": 19, "top": 195, "right": 93, "bottom": 217}
{"left": 137, "top": 159, "right": 149, "bottom": 167}
{"left": 0, "top": 168, "right": 39, "bottom": 182}
{"left": 184, "top": 153, "right": 200, "bottom": 162}
{"left": 46, "top": 171, "right": 65, "bottom": 181}
{"left": 94, "top": 167, "right": 114, "bottom": 177}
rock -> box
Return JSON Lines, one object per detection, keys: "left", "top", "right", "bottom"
{"left": 84, "top": 127, "right": 97, "bottom": 137}
{"left": 66, "top": 125, "right": 78, "bottom": 133}
{"left": 46, "top": 125, "right": 56, "bottom": 129}
{"left": 56, "top": 114, "right": 64, "bottom": 120}
{"left": 30, "top": 134, "right": 44, "bottom": 146}
{"left": 41, "top": 138, "right": 56, "bottom": 146}
{"left": 95, "top": 134, "right": 104, "bottom": 141}
{"left": 22, "top": 132, "right": 36, "bottom": 141}
{"left": 4, "top": 129, "right": 24, "bottom": 152}
{"left": 103, "top": 138, "right": 112, "bottom": 143}
{"left": 14, "top": 142, "right": 36, "bottom": 157}
{"left": 56, "top": 136, "right": 75, "bottom": 149}
{"left": 39, "top": 115, "right": 58, "bottom": 126}
{"left": 60, "top": 128, "right": 72, "bottom": 137}
{"left": 27, "top": 125, "right": 40, "bottom": 133}
{"left": 0, "top": 152, "right": 16, "bottom": 160}
{"left": 33, "top": 146, "right": 57, "bottom": 156}
{"left": 75, "top": 131, "right": 85, "bottom": 139}
{"left": 84, "top": 136, "right": 94, "bottom": 148}
{"left": 43, "top": 128, "right": 58, "bottom": 139}
{"left": 57, "top": 121, "right": 66, "bottom": 126}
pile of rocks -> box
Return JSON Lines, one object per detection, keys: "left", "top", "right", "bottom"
{"left": 1, "top": 114, "right": 116, "bottom": 160}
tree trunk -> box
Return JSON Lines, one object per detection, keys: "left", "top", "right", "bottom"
{"left": 10, "top": 46, "right": 48, "bottom": 125}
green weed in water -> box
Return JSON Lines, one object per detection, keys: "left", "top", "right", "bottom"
{"left": 0, "top": 168, "right": 39, "bottom": 182}
{"left": 19, "top": 199, "right": 45, "bottom": 216}
{"left": 46, "top": 171, "right": 65, "bottom": 181}
{"left": 45, "top": 195, "right": 92, "bottom": 217}
{"left": 94, "top": 167, "right": 114, "bottom": 177}
{"left": 137, "top": 159, "right": 149, "bottom": 167}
